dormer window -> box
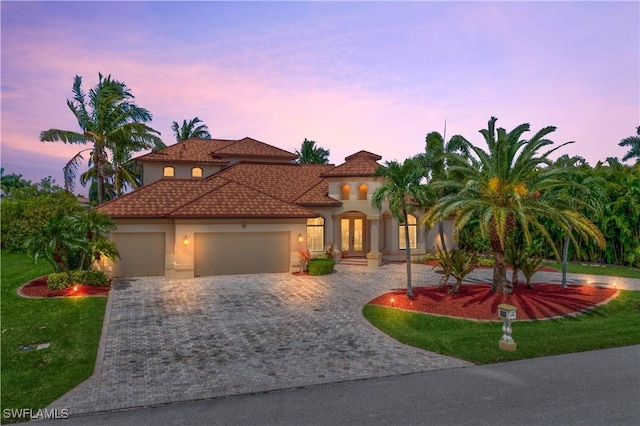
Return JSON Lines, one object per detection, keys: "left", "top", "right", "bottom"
{"left": 191, "top": 167, "right": 203, "bottom": 178}
{"left": 163, "top": 166, "right": 175, "bottom": 177}
{"left": 340, "top": 184, "right": 350, "bottom": 201}
{"left": 358, "top": 184, "right": 368, "bottom": 201}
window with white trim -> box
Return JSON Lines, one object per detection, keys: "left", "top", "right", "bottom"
{"left": 398, "top": 214, "right": 417, "bottom": 250}
{"left": 306, "top": 217, "right": 325, "bottom": 252}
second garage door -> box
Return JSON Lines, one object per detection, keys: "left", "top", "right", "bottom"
{"left": 112, "top": 232, "right": 165, "bottom": 277}
{"left": 194, "top": 232, "right": 290, "bottom": 276}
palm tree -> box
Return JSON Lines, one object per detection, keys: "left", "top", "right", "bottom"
{"left": 422, "top": 117, "right": 605, "bottom": 294}
{"left": 619, "top": 126, "right": 640, "bottom": 163}
{"left": 372, "top": 158, "right": 428, "bottom": 297}
{"left": 294, "top": 139, "right": 330, "bottom": 164}
{"left": 40, "top": 73, "right": 165, "bottom": 204}
{"left": 414, "top": 130, "right": 469, "bottom": 250}
{"left": 69, "top": 210, "right": 119, "bottom": 269}
{"left": 553, "top": 155, "right": 605, "bottom": 287}
{"left": 24, "top": 214, "right": 86, "bottom": 275}
{"left": 171, "top": 117, "right": 211, "bottom": 142}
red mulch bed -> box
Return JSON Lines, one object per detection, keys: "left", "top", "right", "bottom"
{"left": 19, "top": 276, "right": 110, "bottom": 298}
{"left": 368, "top": 284, "right": 618, "bottom": 321}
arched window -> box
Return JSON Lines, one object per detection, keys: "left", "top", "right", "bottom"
{"left": 191, "top": 167, "right": 203, "bottom": 178}
{"left": 398, "top": 214, "right": 417, "bottom": 250}
{"left": 358, "top": 184, "right": 368, "bottom": 201}
{"left": 306, "top": 217, "right": 325, "bottom": 252}
{"left": 340, "top": 184, "right": 350, "bottom": 201}
{"left": 163, "top": 166, "right": 175, "bottom": 177}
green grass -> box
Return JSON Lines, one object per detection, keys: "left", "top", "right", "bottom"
{"left": 1, "top": 251, "right": 107, "bottom": 423}
{"left": 364, "top": 290, "right": 640, "bottom": 364}
{"left": 542, "top": 261, "right": 640, "bottom": 278}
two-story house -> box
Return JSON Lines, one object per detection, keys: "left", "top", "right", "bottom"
{"left": 95, "top": 137, "right": 454, "bottom": 278}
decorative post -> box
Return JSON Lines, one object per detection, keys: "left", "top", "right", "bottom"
{"left": 497, "top": 303, "right": 517, "bottom": 351}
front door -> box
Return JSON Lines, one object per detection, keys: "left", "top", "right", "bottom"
{"left": 341, "top": 217, "right": 365, "bottom": 257}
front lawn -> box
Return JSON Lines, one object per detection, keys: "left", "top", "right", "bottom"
{"left": 363, "top": 289, "right": 640, "bottom": 364}
{"left": 0, "top": 251, "right": 107, "bottom": 423}
{"left": 542, "top": 261, "right": 640, "bottom": 279}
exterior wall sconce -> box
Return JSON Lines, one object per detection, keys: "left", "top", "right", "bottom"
{"left": 297, "top": 233, "right": 304, "bottom": 243}
{"left": 183, "top": 235, "right": 190, "bottom": 245}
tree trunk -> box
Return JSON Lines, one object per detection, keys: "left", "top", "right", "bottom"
{"left": 438, "top": 221, "right": 447, "bottom": 251}
{"left": 511, "top": 265, "right": 519, "bottom": 286}
{"left": 438, "top": 273, "right": 450, "bottom": 290}
{"left": 403, "top": 209, "right": 413, "bottom": 298}
{"left": 561, "top": 225, "right": 572, "bottom": 289}
{"left": 450, "top": 277, "right": 462, "bottom": 294}
{"left": 492, "top": 250, "right": 511, "bottom": 294}
{"left": 489, "top": 221, "right": 511, "bottom": 294}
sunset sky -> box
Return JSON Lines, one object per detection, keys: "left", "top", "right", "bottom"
{"left": 1, "top": 1, "right": 638, "bottom": 195}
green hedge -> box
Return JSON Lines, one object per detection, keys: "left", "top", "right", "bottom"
{"left": 47, "top": 270, "right": 110, "bottom": 290}
{"left": 308, "top": 258, "right": 335, "bottom": 276}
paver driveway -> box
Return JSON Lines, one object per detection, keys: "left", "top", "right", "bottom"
{"left": 49, "top": 263, "right": 470, "bottom": 415}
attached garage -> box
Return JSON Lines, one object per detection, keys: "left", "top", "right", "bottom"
{"left": 194, "top": 232, "right": 290, "bottom": 276}
{"left": 112, "top": 232, "right": 166, "bottom": 277}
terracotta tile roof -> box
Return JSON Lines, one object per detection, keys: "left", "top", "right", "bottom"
{"left": 214, "top": 137, "right": 298, "bottom": 160}
{"left": 96, "top": 162, "right": 339, "bottom": 219}
{"left": 169, "top": 181, "right": 317, "bottom": 218}
{"left": 215, "top": 163, "right": 336, "bottom": 203}
{"left": 293, "top": 179, "right": 342, "bottom": 206}
{"left": 321, "top": 150, "right": 383, "bottom": 177}
{"left": 95, "top": 178, "right": 227, "bottom": 218}
{"left": 135, "top": 137, "right": 297, "bottom": 163}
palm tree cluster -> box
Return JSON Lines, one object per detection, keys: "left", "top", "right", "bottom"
{"left": 41, "top": 73, "right": 165, "bottom": 205}
{"left": 375, "top": 117, "right": 609, "bottom": 296}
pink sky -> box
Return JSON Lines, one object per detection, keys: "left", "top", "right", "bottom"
{"left": 1, "top": 1, "right": 638, "bottom": 195}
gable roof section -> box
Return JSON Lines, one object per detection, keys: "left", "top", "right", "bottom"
{"left": 169, "top": 180, "right": 317, "bottom": 218}
{"left": 135, "top": 137, "right": 297, "bottom": 164}
{"left": 95, "top": 178, "right": 227, "bottom": 218}
{"left": 321, "top": 150, "right": 383, "bottom": 177}
{"left": 96, "top": 162, "right": 340, "bottom": 219}
{"left": 215, "top": 163, "right": 336, "bottom": 204}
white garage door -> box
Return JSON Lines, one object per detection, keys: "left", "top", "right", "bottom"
{"left": 112, "top": 232, "right": 165, "bottom": 277}
{"left": 194, "top": 232, "right": 290, "bottom": 276}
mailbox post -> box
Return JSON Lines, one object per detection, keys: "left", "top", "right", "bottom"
{"left": 498, "top": 303, "right": 517, "bottom": 352}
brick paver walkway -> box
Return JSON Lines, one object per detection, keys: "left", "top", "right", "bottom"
{"left": 48, "top": 263, "right": 471, "bottom": 415}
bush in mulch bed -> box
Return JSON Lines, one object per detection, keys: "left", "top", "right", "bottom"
{"left": 20, "top": 273, "right": 110, "bottom": 298}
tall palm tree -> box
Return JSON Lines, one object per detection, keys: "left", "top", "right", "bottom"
{"left": 171, "top": 117, "right": 211, "bottom": 142}
{"left": 619, "top": 126, "right": 640, "bottom": 163}
{"left": 553, "top": 155, "right": 605, "bottom": 287}
{"left": 422, "top": 117, "right": 605, "bottom": 294}
{"left": 372, "top": 158, "right": 428, "bottom": 297}
{"left": 40, "top": 73, "right": 165, "bottom": 204}
{"left": 414, "top": 130, "right": 469, "bottom": 250}
{"left": 294, "top": 139, "right": 330, "bottom": 164}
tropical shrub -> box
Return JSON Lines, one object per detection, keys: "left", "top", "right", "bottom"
{"left": 521, "top": 256, "right": 544, "bottom": 289}
{"left": 47, "top": 273, "right": 74, "bottom": 290}
{"left": 434, "top": 248, "right": 478, "bottom": 294}
{"left": 47, "top": 270, "right": 109, "bottom": 290}
{"left": 1, "top": 177, "right": 83, "bottom": 252}
{"left": 308, "top": 258, "right": 335, "bottom": 276}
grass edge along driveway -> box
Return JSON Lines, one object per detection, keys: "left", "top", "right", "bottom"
{"left": 1, "top": 251, "right": 107, "bottom": 423}
{"left": 363, "top": 289, "right": 640, "bottom": 365}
